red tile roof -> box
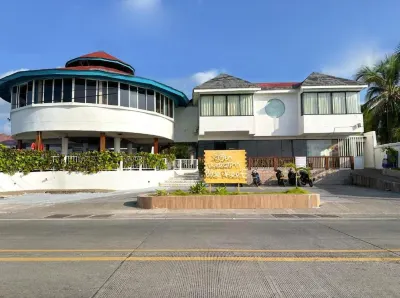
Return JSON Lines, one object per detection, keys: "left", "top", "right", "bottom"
{"left": 0, "top": 133, "right": 14, "bottom": 143}
{"left": 256, "top": 82, "right": 301, "bottom": 90}
{"left": 79, "top": 51, "right": 122, "bottom": 62}
{"left": 63, "top": 66, "right": 132, "bottom": 75}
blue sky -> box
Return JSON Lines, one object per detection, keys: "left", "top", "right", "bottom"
{"left": 1, "top": 0, "right": 399, "bottom": 134}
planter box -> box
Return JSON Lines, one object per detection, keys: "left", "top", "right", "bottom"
{"left": 137, "top": 194, "right": 320, "bottom": 209}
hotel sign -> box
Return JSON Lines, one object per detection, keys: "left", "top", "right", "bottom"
{"left": 204, "top": 150, "right": 247, "bottom": 184}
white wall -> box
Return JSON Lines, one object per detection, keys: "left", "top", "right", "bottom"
{"left": 199, "top": 116, "right": 255, "bottom": 135}
{"left": 174, "top": 106, "right": 199, "bottom": 142}
{"left": 301, "top": 114, "right": 364, "bottom": 134}
{"left": 11, "top": 104, "right": 174, "bottom": 140}
{"left": 254, "top": 92, "right": 299, "bottom": 136}
{"left": 0, "top": 170, "right": 175, "bottom": 192}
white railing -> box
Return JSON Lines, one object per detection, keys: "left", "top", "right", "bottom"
{"left": 174, "top": 159, "right": 198, "bottom": 170}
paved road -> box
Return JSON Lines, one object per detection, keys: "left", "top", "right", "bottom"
{"left": 1, "top": 218, "right": 400, "bottom": 297}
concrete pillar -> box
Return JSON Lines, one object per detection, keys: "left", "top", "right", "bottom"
{"left": 35, "top": 131, "right": 43, "bottom": 151}
{"left": 114, "top": 137, "right": 121, "bottom": 153}
{"left": 127, "top": 143, "right": 133, "bottom": 154}
{"left": 154, "top": 138, "right": 159, "bottom": 154}
{"left": 61, "top": 137, "right": 69, "bottom": 155}
{"left": 100, "top": 133, "right": 106, "bottom": 152}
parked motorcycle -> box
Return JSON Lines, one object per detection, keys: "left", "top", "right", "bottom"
{"left": 275, "top": 169, "right": 285, "bottom": 186}
{"left": 251, "top": 169, "right": 261, "bottom": 186}
{"left": 288, "top": 168, "right": 301, "bottom": 187}
{"left": 299, "top": 170, "right": 315, "bottom": 187}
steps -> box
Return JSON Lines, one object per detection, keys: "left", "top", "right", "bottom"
{"left": 160, "top": 172, "right": 201, "bottom": 188}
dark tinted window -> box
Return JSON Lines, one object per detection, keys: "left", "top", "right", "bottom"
{"left": 164, "top": 96, "right": 169, "bottom": 116}
{"left": 156, "top": 93, "right": 161, "bottom": 113}
{"left": 63, "top": 79, "right": 72, "bottom": 102}
{"left": 108, "top": 81, "right": 118, "bottom": 105}
{"left": 120, "top": 84, "right": 129, "bottom": 107}
{"left": 19, "top": 85, "right": 27, "bottom": 107}
{"left": 74, "top": 79, "right": 85, "bottom": 103}
{"left": 129, "top": 86, "right": 137, "bottom": 108}
{"left": 160, "top": 95, "right": 164, "bottom": 114}
{"left": 146, "top": 89, "right": 154, "bottom": 111}
{"left": 138, "top": 88, "right": 146, "bottom": 110}
{"left": 11, "top": 86, "right": 17, "bottom": 109}
{"left": 86, "top": 80, "right": 97, "bottom": 104}
{"left": 27, "top": 82, "right": 33, "bottom": 106}
{"left": 169, "top": 98, "right": 173, "bottom": 118}
{"left": 34, "top": 80, "right": 43, "bottom": 104}
{"left": 44, "top": 80, "right": 53, "bottom": 103}
{"left": 53, "top": 79, "right": 62, "bottom": 103}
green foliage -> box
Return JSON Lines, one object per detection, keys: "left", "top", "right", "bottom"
{"left": 155, "top": 189, "right": 168, "bottom": 196}
{"left": 170, "top": 189, "right": 188, "bottom": 196}
{"left": 214, "top": 186, "right": 229, "bottom": 195}
{"left": 382, "top": 147, "right": 398, "bottom": 164}
{"left": 169, "top": 143, "right": 190, "bottom": 159}
{"left": 0, "top": 146, "right": 175, "bottom": 175}
{"left": 284, "top": 188, "right": 310, "bottom": 194}
{"left": 198, "top": 159, "right": 205, "bottom": 176}
{"left": 189, "top": 181, "right": 209, "bottom": 194}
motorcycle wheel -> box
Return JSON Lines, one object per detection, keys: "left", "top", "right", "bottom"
{"left": 300, "top": 180, "right": 306, "bottom": 186}
{"left": 309, "top": 180, "right": 313, "bottom": 187}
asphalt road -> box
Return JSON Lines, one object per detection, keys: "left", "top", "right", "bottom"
{"left": 1, "top": 219, "right": 400, "bottom": 297}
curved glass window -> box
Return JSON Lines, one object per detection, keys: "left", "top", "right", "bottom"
{"left": 11, "top": 78, "right": 174, "bottom": 118}
{"left": 265, "top": 98, "right": 285, "bottom": 118}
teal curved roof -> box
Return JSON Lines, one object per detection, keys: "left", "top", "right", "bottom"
{"left": 0, "top": 69, "right": 189, "bottom": 106}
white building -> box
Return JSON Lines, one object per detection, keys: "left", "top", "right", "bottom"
{"left": 175, "top": 73, "right": 367, "bottom": 159}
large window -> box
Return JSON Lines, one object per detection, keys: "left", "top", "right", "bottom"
{"left": 53, "top": 79, "right": 62, "bottom": 103}
{"left": 120, "top": 83, "right": 129, "bottom": 107}
{"left": 200, "top": 94, "right": 253, "bottom": 116}
{"left": 10, "top": 79, "right": 175, "bottom": 118}
{"left": 86, "top": 80, "right": 97, "bottom": 104}
{"left": 302, "top": 92, "right": 361, "bottom": 115}
{"left": 74, "top": 79, "right": 85, "bottom": 103}
{"left": 63, "top": 79, "right": 73, "bottom": 102}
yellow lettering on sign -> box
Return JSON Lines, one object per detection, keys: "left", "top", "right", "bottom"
{"left": 204, "top": 150, "right": 247, "bottom": 184}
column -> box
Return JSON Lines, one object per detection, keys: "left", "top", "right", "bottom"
{"left": 35, "top": 131, "right": 43, "bottom": 151}
{"left": 100, "top": 133, "right": 106, "bottom": 152}
{"left": 114, "top": 137, "right": 121, "bottom": 153}
{"left": 127, "top": 143, "right": 133, "bottom": 154}
{"left": 61, "top": 137, "right": 69, "bottom": 155}
{"left": 153, "top": 138, "right": 159, "bottom": 154}
{"left": 17, "top": 140, "right": 23, "bottom": 150}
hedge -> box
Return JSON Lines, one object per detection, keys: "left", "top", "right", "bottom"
{"left": 0, "top": 145, "right": 175, "bottom": 175}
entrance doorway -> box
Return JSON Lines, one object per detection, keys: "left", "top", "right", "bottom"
{"left": 215, "top": 142, "right": 227, "bottom": 150}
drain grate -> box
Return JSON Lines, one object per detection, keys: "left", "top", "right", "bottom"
{"left": 316, "top": 214, "right": 340, "bottom": 218}
{"left": 90, "top": 214, "right": 113, "bottom": 219}
{"left": 272, "top": 214, "right": 296, "bottom": 218}
{"left": 68, "top": 214, "right": 92, "bottom": 218}
{"left": 295, "top": 214, "right": 317, "bottom": 218}
{"left": 45, "top": 214, "right": 71, "bottom": 219}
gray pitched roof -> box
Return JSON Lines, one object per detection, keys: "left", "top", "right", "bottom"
{"left": 194, "top": 73, "right": 260, "bottom": 90}
{"left": 302, "top": 72, "right": 364, "bottom": 86}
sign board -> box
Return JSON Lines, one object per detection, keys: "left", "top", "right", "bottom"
{"left": 204, "top": 150, "right": 247, "bottom": 184}
{"left": 295, "top": 156, "right": 307, "bottom": 168}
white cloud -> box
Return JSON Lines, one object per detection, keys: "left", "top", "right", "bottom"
{"left": 164, "top": 69, "right": 223, "bottom": 97}
{"left": 123, "top": 0, "right": 162, "bottom": 14}
{"left": 322, "top": 44, "right": 389, "bottom": 78}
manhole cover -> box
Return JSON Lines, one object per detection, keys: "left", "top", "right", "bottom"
{"left": 45, "top": 214, "right": 71, "bottom": 219}
{"left": 68, "top": 214, "right": 91, "bottom": 218}
{"left": 90, "top": 214, "right": 113, "bottom": 219}
{"left": 272, "top": 214, "right": 296, "bottom": 218}
{"left": 295, "top": 214, "right": 317, "bottom": 218}
{"left": 316, "top": 214, "right": 340, "bottom": 218}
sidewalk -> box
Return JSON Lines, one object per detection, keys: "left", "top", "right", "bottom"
{"left": 1, "top": 185, "right": 400, "bottom": 220}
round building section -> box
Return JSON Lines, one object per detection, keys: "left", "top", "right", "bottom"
{"left": 0, "top": 51, "right": 189, "bottom": 153}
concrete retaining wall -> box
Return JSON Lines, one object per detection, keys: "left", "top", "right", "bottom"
{"left": 351, "top": 173, "right": 400, "bottom": 192}
{"left": 0, "top": 171, "right": 175, "bottom": 192}
{"left": 137, "top": 194, "right": 320, "bottom": 209}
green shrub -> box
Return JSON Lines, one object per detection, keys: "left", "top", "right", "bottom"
{"left": 170, "top": 189, "right": 188, "bottom": 196}
{"left": 214, "top": 186, "right": 228, "bottom": 195}
{"left": 189, "top": 181, "right": 209, "bottom": 194}
{"left": 155, "top": 189, "right": 168, "bottom": 196}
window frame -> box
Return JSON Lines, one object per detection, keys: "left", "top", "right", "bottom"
{"left": 301, "top": 91, "right": 361, "bottom": 116}
{"left": 199, "top": 94, "right": 254, "bottom": 117}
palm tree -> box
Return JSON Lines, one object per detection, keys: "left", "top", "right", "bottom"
{"left": 355, "top": 54, "right": 400, "bottom": 143}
